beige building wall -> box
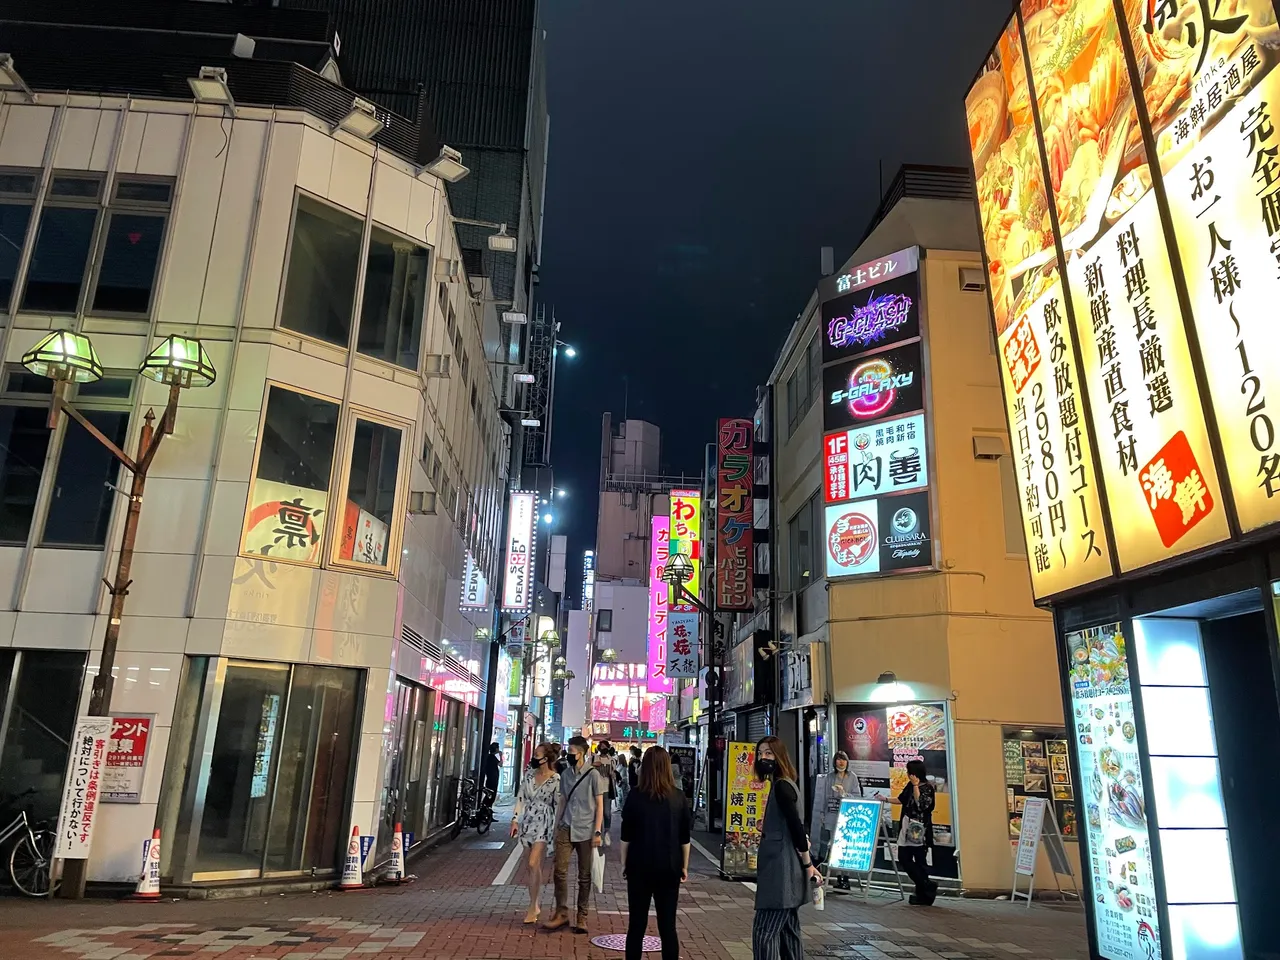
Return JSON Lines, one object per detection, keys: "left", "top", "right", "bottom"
{"left": 0, "top": 93, "right": 505, "bottom": 883}
{"left": 771, "top": 210, "right": 1076, "bottom": 892}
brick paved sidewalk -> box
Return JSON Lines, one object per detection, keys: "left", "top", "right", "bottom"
{"left": 0, "top": 807, "right": 1090, "bottom": 960}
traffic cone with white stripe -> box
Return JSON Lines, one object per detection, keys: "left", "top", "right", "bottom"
{"left": 127, "top": 829, "right": 162, "bottom": 900}
{"left": 338, "top": 826, "right": 364, "bottom": 890}
{"left": 388, "top": 822, "right": 405, "bottom": 883}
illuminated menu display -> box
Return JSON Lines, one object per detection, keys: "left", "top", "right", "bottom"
{"left": 1066, "top": 623, "right": 1161, "bottom": 960}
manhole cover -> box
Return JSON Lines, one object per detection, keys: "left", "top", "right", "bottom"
{"left": 591, "top": 934, "right": 663, "bottom": 952}
{"left": 468, "top": 841, "right": 506, "bottom": 850}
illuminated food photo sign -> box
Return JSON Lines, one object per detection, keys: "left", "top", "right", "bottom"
{"left": 966, "top": 0, "right": 1280, "bottom": 594}
{"left": 821, "top": 271, "right": 921, "bottom": 365}
{"left": 824, "top": 412, "right": 928, "bottom": 504}
{"left": 824, "top": 491, "right": 933, "bottom": 580}
{"left": 822, "top": 342, "right": 925, "bottom": 433}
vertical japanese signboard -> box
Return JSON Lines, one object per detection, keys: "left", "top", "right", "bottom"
{"left": 55, "top": 716, "right": 111, "bottom": 859}
{"left": 715, "top": 417, "right": 754, "bottom": 610}
{"left": 967, "top": 13, "right": 1115, "bottom": 599}
{"left": 1149, "top": 5, "right": 1280, "bottom": 533}
{"left": 1026, "top": 0, "right": 1230, "bottom": 573}
{"left": 722, "top": 740, "right": 772, "bottom": 878}
{"left": 582, "top": 550, "right": 596, "bottom": 614}
{"left": 668, "top": 490, "right": 703, "bottom": 609}
{"left": 502, "top": 491, "right": 536, "bottom": 612}
{"left": 666, "top": 611, "right": 699, "bottom": 678}
{"left": 646, "top": 515, "right": 674, "bottom": 694}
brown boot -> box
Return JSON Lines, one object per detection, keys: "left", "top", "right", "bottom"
{"left": 571, "top": 909, "right": 589, "bottom": 934}
{"left": 543, "top": 910, "right": 569, "bottom": 930}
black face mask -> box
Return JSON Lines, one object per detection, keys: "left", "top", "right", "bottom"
{"left": 755, "top": 758, "right": 777, "bottom": 779}
{"left": 568, "top": 753, "right": 582, "bottom": 768}
{"left": 529, "top": 757, "right": 544, "bottom": 769}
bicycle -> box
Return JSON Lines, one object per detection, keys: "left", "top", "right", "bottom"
{"left": 0, "top": 790, "right": 58, "bottom": 897}
{"left": 450, "top": 778, "right": 496, "bottom": 839}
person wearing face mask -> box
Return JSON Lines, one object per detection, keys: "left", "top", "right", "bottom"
{"left": 890, "top": 759, "right": 937, "bottom": 906}
{"left": 752, "top": 736, "right": 819, "bottom": 960}
{"left": 546, "top": 735, "right": 605, "bottom": 933}
{"left": 510, "top": 742, "right": 562, "bottom": 924}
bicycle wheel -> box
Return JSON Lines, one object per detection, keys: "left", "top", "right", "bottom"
{"left": 10, "top": 830, "right": 57, "bottom": 897}
{"left": 476, "top": 808, "right": 492, "bottom": 836}
{"left": 450, "top": 816, "right": 464, "bottom": 840}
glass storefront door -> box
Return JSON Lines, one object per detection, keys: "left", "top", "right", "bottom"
{"left": 0, "top": 650, "right": 85, "bottom": 824}
{"left": 376, "top": 679, "right": 432, "bottom": 861}
{"left": 159, "top": 658, "right": 361, "bottom": 883}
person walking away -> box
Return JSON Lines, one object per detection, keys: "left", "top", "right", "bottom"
{"left": 890, "top": 759, "right": 937, "bottom": 906}
{"left": 628, "top": 745, "right": 641, "bottom": 794}
{"left": 596, "top": 742, "right": 617, "bottom": 842}
{"left": 621, "top": 746, "right": 690, "bottom": 960}
{"left": 511, "top": 742, "right": 561, "bottom": 924}
{"left": 482, "top": 741, "right": 503, "bottom": 805}
{"left": 616, "top": 751, "right": 631, "bottom": 808}
{"left": 752, "top": 736, "right": 820, "bottom": 960}
{"left": 547, "top": 735, "right": 605, "bottom": 933}
{"left": 819, "top": 751, "right": 861, "bottom": 890}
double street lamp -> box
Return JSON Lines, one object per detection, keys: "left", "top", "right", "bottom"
{"left": 22, "top": 329, "right": 216, "bottom": 897}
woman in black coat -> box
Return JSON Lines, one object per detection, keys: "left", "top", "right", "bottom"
{"left": 891, "top": 758, "right": 938, "bottom": 906}
{"left": 620, "top": 746, "right": 690, "bottom": 960}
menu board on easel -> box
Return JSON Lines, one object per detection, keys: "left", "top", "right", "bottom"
{"left": 1003, "top": 726, "right": 1076, "bottom": 846}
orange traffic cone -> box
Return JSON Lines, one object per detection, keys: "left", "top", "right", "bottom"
{"left": 388, "top": 823, "right": 405, "bottom": 883}
{"left": 127, "top": 829, "right": 162, "bottom": 900}
{"left": 338, "top": 826, "right": 364, "bottom": 890}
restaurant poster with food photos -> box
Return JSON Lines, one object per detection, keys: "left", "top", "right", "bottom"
{"left": 722, "top": 741, "right": 770, "bottom": 877}
{"left": 1067, "top": 623, "right": 1160, "bottom": 960}
{"left": 1032, "top": 0, "right": 1232, "bottom": 574}
{"left": 837, "top": 703, "right": 958, "bottom": 876}
{"left": 1002, "top": 726, "right": 1077, "bottom": 844}
{"left": 967, "top": 14, "right": 1114, "bottom": 601}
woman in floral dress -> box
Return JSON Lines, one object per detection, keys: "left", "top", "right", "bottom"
{"left": 510, "top": 741, "right": 562, "bottom": 923}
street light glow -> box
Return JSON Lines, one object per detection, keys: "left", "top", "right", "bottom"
{"left": 562, "top": 344, "right": 577, "bottom": 358}
{"left": 543, "top": 512, "right": 553, "bottom": 524}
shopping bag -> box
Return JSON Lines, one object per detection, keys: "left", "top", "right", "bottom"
{"left": 592, "top": 848, "right": 606, "bottom": 893}
{"left": 898, "top": 816, "right": 926, "bottom": 847}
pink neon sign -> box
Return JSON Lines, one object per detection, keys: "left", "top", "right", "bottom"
{"left": 647, "top": 515, "right": 673, "bottom": 694}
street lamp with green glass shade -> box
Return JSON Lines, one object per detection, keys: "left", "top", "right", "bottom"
{"left": 139, "top": 334, "right": 217, "bottom": 388}
{"left": 540, "top": 629, "right": 560, "bottom": 648}
{"left": 20, "top": 329, "right": 103, "bottom": 384}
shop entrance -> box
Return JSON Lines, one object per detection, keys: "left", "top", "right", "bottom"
{"left": 1134, "top": 591, "right": 1280, "bottom": 960}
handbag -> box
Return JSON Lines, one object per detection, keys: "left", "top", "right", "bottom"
{"left": 898, "top": 816, "right": 926, "bottom": 847}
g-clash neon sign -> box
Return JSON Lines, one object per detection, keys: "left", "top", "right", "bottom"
{"left": 827, "top": 292, "right": 913, "bottom": 351}
{"left": 829, "top": 357, "right": 914, "bottom": 420}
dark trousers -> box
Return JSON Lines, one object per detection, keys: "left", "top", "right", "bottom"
{"left": 898, "top": 845, "right": 936, "bottom": 901}
{"left": 752, "top": 907, "right": 804, "bottom": 960}
{"left": 626, "top": 870, "right": 680, "bottom": 960}
{"left": 553, "top": 825, "right": 593, "bottom": 917}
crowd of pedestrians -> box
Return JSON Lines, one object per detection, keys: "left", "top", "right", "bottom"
{"left": 501, "top": 734, "right": 940, "bottom": 959}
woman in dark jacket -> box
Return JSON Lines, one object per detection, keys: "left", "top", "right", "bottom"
{"left": 891, "top": 758, "right": 938, "bottom": 906}
{"left": 620, "top": 746, "right": 690, "bottom": 960}
{"left": 752, "top": 736, "right": 820, "bottom": 960}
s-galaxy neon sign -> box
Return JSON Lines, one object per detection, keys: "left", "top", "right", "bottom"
{"left": 829, "top": 358, "right": 914, "bottom": 420}
{"left": 827, "top": 292, "right": 914, "bottom": 352}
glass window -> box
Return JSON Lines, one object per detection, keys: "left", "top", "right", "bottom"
{"left": 243, "top": 386, "right": 340, "bottom": 565}
{"left": 22, "top": 204, "right": 98, "bottom": 314}
{"left": 358, "top": 228, "right": 428, "bottom": 370}
{"left": 279, "top": 195, "right": 362, "bottom": 348}
{"left": 0, "top": 405, "right": 53, "bottom": 544}
{"left": 789, "top": 494, "right": 818, "bottom": 590}
{"left": 91, "top": 211, "right": 166, "bottom": 314}
{"left": 337, "top": 418, "right": 402, "bottom": 568}
{"left": 0, "top": 173, "right": 36, "bottom": 310}
{"left": 806, "top": 334, "right": 820, "bottom": 408}
{"left": 41, "top": 409, "right": 129, "bottom": 546}
{"left": 0, "top": 650, "right": 86, "bottom": 825}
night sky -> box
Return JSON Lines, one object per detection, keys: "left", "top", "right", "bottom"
{"left": 536, "top": 0, "right": 1014, "bottom": 596}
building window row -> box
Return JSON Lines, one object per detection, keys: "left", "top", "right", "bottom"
{"left": 0, "top": 365, "right": 135, "bottom": 550}
{"left": 787, "top": 491, "right": 822, "bottom": 593}
{"left": 241, "top": 382, "right": 408, "bottom": 575}
{"left": 785, "top": 333, "right": 821, "bottom": 437}
{"left": 1, "top": 170, "right": 173, "bottom": 319}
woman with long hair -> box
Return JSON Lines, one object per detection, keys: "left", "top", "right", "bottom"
{"left": 890, "top": 758, "right": 937, "bottom": 905}
{"left": 620, "top": 746, "right": 691, "bottom": 960}
{"left": 819, "top": 751, "right": 861, "bottom": 890}
{"left": 752, "top": 736, "right": 820, "bottom": 960}
{"left": 510, "top": 741, "right": 562, "bottom": 924}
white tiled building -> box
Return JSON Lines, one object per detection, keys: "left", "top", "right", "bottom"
{"left": 0, "top": 89, "right": 510, "bottom": 890}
